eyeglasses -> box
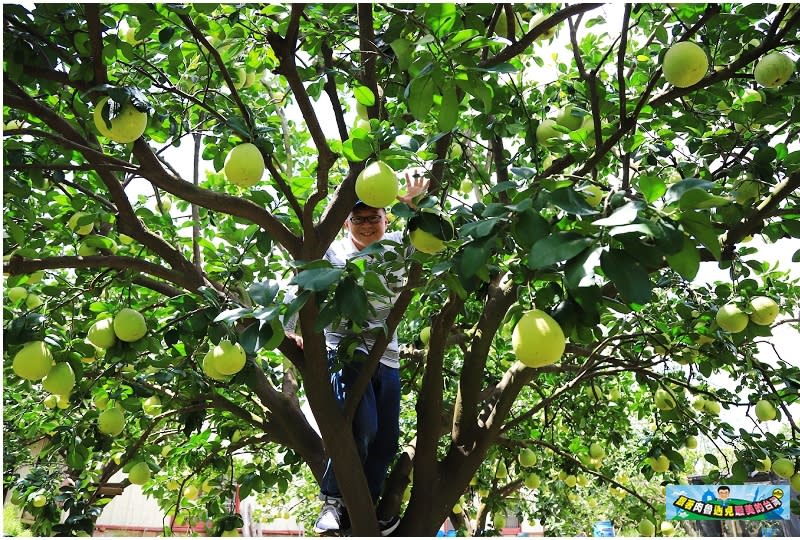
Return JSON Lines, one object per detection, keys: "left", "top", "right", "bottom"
{"left": 349, "top": 215, "right": 384, "bottom": 225}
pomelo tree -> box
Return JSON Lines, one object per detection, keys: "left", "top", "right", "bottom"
{"left": 4, "top": 3, "right": 800, "bottom": 536}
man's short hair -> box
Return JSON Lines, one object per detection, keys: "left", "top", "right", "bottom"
{"left": 353, "top": 200, "right": 383, "bottom": 211}
{"left": 717, "top": 485, "right": 730, "bottom": 493}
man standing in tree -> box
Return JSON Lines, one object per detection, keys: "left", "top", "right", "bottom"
{"left": 285, "top": 172, "right": 429, "bottom": 536}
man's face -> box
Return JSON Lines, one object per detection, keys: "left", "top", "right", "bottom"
{"left": 345, "top": 206, "right": 388, "bottom": 250}
{"left": 718, "top": 488, "right": 730, "bottom": 500}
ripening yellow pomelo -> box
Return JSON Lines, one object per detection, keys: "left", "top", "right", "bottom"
{"left": 716, "top": 303, "right": 749, "bottom": 333}
{"left": 772, "top": 457, "right": 795, "bottom": 479}
{"left": 754, "top": 399, "right": 777, "bottom": 422}
{"left": 662, "top": 41, "right": 708, "bottom": 88}
{"left": 32, "top": 494, "right": 48, "bottom": 508}
{"left": 749, "top": 296, "right": 779, "bottom": 326}
{"left": 649, "top": 454, "right": 670, "bottom": 473}
{"left": 113, "top": 308, "right": 147, "bottom": 342}
{"left": 452, "top": 503, "right": 463, "bottom": 514}
{"left": 166, "top": 479, "right": 180, "bottom": 490}
{"left": 528, "top": 14, "right": 558, "bottom": 41}
{"left": 661, "top": 521, "right": 676, "bottom": 537}
{"left": 128, "top": 462, "right": 151, "bottom": 485}
{"left": 495, "top": 461, "right": 508, "bottom": 479}
{"left": 753, "top": 52, "right": 794, "bottom": 88}
{"left": 112, "top": 451, "right": 124, "bottom": 465}
{"left": 355, "top": 161, "right": 398, "bottom": 208}
{"left": 588, "top": 443, "right": 605, "bottom": 460}
{"left": 12, "top": 341, "right": 53, "bottom": 381}
{"left": 512, "top": 309, "right": 566, "bottom": 368}
{"left": 184, "top": 484, "right": 199, "bottom": 499}
{"left": 93, "top": 96, "right": 148, "bottom": 144}
{"left": 88, "top": 318, "right": 117, "bottom": 349}
{"left": 43, "top": 394, "right": 58, "bottom": 409}
{"left": 210, "top": 340, "right": 246, "bottom": 375}
{"left": 203, "top": 349, "right": 229, "bottom": 381}
{"left": 223, "top": 143, "right": 265, "bottom": 188}
{"left": 493, "top": 513, "right": 506, "bottom": 530}
{"left": 98, "top": 406, "right": 125, "bottom": 436}
{"left": 564, "top": 474, "right": 577, "bottom": 488}
{"left": 7, "top": 286, "right": 28, "bottom": 303}
{"left": 27, "top": 271, "right": 44, "bottom": 284}
{"left": 410, "top": 228, "right": 446, "bottom": 254}
{"left": 460, "top": 179, "right": 473, "bottom": 193}
{"left": 67, "top": 212, "right": 94, "bottom": 235}
{"left": 56, "top": 394, "right": 70, "bottom": 409}
{"left": 232, "top": 67, "right": 247, "bottom": 89}
{"left": 42, "top": 362, "right": 76, "bottom": 396}
{"left": 536, "top": 119, "right": 561, "bottom": 146}
{"left": 756, "top": 456, "right": 771, "bottom": 472}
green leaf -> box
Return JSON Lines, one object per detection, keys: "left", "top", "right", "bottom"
{"left": 704, "top": 453, "right": 719, "bottom": 467}
{"left": 528, "top": 232, "right": 594, "bottom": 269}
{"left": 548, "top": 188, "right": 599, "bottom": 216}
{"left": 511, "top": 209, "right": 550, "bottom": 250}
{"left": 600, "top": 249, "right": 653, "bottom": 305}
{"left": 593, "top": 201, "right": 644, "bottom": 226}
{"left": 437, "top": 85, "right": 459, "bottom": 133}
{"left": 664, "top": 178, "right": 715, "bottom": 205}
{"left": 407, "top": 75, "right": 435, "bottom": 121}
{"left": 638, "top": 175, "right": 667, "bottom": 203}
{"left": 679, "top": 210, "right": 721, "bottom": 261}
{"left": 353, "top": 85, "right": 375, "bottom": 107}
{"left": 459, "top": 217, "right": 502, "bottom": 239}
{"left": 240, "top": 320, "right": 280, "bottom": 354}
{"left": 425, "top": 3, "right": 457, "bottom": 38}
{"left": 291, "top": 267, "right": 342, "bottom": 292}
{"left": 248, "top": 280, "right": 279, "bottom": 306}
{"left": 213, "top": 307, "right": 251, "bottom": 323}
{"left": 334, "top": 276, "right": 369, "bottom": 323}
{"left": 665, "top": 235, "right": 700, "bottom": 280}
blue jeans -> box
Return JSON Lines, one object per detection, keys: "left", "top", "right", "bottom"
{"left": 320, "top": 349, "right": 400, "bottom": 503}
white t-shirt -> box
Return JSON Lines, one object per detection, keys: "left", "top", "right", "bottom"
{"left": 324, "top": 231, "right": 407, "bottom": 368}
{"left": 285, "top": 231, "right": 409, "bottom": 369}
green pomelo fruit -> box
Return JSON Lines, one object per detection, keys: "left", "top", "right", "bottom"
{"left": 7, "top": 286, "right": 28, "bottom": 303}
{"left": 753, "top": 52, "right": 794, "bottom": 88}
{"left": 662, "top": 41, "right": 708, "bottom": 88}
{"left": 536, "top": 119, "right": 561, "bottom": 146}
{"left": 419, "top": 326, "right": 431, "bottom": 346}
{"left": 649, "top": 455, "right": 670, "bottom": 473}
{"left": 67, "top": 212, "right": 94, "bottom": 235}
{"left": 93, "top": 96, "right": 148, "bottom": 144}
{"left": 12, "top": 341, "right": 54, "bottom": 381}
{"left": 98, "top": 407, "right": 125, "bottom": 436}
{"left": 519, "top": 448, "right": 537, "bottom": 468}
{"left": 512, "top": 309, "right": 566, "bottom": 368}
{"left": 142, "top": 395, "right": 162, "bottom": 416}
{"left": 223, "top": 143, "right": 265, "bottom": 188}
{"left": 716, "top": 303, "right": 748, "bottom": 333}
{"left": 128, "top": 462, "right": 151, "bottom": 485}
{"left": 210, "top": 340, "right": 247, "bottom": 375}
{"left": 524, "top": 472, "right": 541, "bottom": 489}
{"left": 410, "top": 228, "right": 446, "bottom": 254}
{"left": 589, "top": 443, "right": 605, "bottom": 459}
{"left": 749, "top": 296, "right": 779, "bottom": 326}
{"left": 355, "top": 161, "right": 398, "bottom": 208}
{"left": 42, "top": 362, "right": 76, "bottom": 396}
{"left": 495, "top": 461, "right": 508, "bottom": 479}
{"left": 771, "top": 457, "right": 795, "bottom": 479}
{"left": 685, "top": 435, "right": 698, "bottom": 449}
{"left": 88, "top": 319, "right": 117, "bottom": 349}
{"left": 113, "top": 308, "right": 147, "bottom": 342}
{"left": 655, "top": 387, "right": 678, "bottom": 411}
{"left": 556, "top": 104, "right": 583, "bottom": 130}
{"left": 638, "top": 518, "right": 655, "bottom": 537}
{"left": 754, "top": 399, "right": 776, "bottom": 422}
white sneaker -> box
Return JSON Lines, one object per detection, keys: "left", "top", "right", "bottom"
{"left": 314, "top": 498, "right": 348, "bottom": 535}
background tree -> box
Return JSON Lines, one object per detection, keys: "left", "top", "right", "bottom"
{"left": 4, "top": 3, "right": 799, "bottom": 536}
